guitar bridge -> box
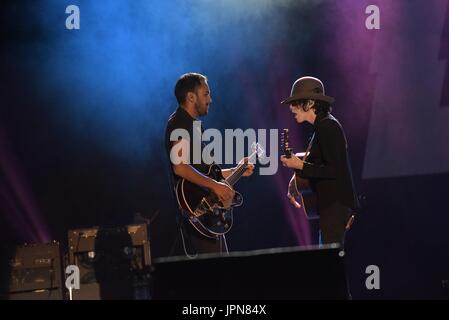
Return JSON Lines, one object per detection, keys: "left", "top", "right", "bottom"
{"left": 202, "top": 197, "right": 213, "bottom": 211}
{"left": 192, "top": 198, "right": 213, "bottom": 218}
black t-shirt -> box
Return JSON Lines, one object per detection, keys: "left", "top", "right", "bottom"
{"left": 165, "top": 107, "right": 224, "bottom": 249}
{"left": 164, "top": 106, "right": 211, "bottom": 187}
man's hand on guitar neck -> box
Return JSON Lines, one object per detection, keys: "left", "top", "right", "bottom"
{"left": 222, "top": 157, "right": 255, "bottom": 178}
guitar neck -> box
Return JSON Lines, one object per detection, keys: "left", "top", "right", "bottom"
{"left": 225, "top": 150, "right": 257, "bottom": 187}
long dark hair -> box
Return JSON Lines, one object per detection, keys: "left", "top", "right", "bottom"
{"left": 295, "top": 99, "right": 332, "bottom": 115}
{"left": 312, "top": 99, "right": 332, "bottom": 115}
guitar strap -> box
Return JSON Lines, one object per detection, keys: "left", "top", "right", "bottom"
{"left": 303, "top": 133, "right": 315, "bottom": 161}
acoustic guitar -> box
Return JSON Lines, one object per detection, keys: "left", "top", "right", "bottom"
{"left": 281, "top": 129, "right": 318, "bottom": 219}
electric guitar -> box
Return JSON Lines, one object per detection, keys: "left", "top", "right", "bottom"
{"left": 175, "top": 142, "right": 264, "bottom": 238}
{"left": 281, "top": 129, "right": 318, "bottom": 219}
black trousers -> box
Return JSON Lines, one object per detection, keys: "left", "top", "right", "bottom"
{"left": 319, "top": 201, "right": 352, "bottom": 245}
{"left": 178, "top": 218, "right": 227, "bottom": 257}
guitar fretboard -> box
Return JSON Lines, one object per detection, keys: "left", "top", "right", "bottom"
{"left": 225, "top": 150, "right": 257, "bottom": 186}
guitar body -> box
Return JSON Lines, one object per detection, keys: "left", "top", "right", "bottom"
{"left": 175, "top": 164, "right": 243, "bottom": 238}
{"left": 293, "top": 174, "right": 318, "bottom": 219}
{"left": 283, "top": 129, "right": 318, "bottom": 219}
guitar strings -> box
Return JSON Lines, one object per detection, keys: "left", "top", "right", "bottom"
{"left": 226, "top": 151, "right": 255, "bottom": 186}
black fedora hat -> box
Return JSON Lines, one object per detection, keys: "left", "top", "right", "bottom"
{"left": 281, "top": 76, "right": 335, "bottom": 105}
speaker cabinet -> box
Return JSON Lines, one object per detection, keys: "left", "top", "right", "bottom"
{"left": 8, "top": 242, "right": 63, "bottom": 300}
{"left": 67, "top": 224, "right": 151, "bottom": 300}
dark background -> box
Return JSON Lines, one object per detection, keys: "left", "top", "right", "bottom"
{"left": 1, "top": 0, "right": 448, "bottom": 299}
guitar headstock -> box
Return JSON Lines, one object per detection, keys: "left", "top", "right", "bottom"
{"left": 281, "top": 129, "right": 293, "bottom": 158}
{"left": 250, "top": 142, "right": 265, "bottom": 161}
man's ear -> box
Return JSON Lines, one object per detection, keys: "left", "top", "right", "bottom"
{"left": 187, "top": 91, "right": 195, "bottom": 103}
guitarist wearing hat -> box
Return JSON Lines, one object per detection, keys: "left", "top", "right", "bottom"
{"left": 280, "top": 76, "right": 358, "bottom": 245}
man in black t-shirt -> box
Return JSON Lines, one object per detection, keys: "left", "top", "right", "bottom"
{"left": 165, "top": 73, "right": 254, "bottom": 257}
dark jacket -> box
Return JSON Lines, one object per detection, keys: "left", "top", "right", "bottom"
{"left": 295, "top": 113, "right": 359, "bottom": 211}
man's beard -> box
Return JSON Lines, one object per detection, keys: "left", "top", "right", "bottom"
{"left": 195, "top": 102, "right": 207, "bottom": 116}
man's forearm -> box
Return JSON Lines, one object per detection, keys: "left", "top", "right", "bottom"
{"left": 173, "top": 164, "right": 216, "bottom": 189}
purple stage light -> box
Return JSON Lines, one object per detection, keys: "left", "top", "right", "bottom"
{"left": 0, "top": 125, "right": 51, "bottom": 244}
